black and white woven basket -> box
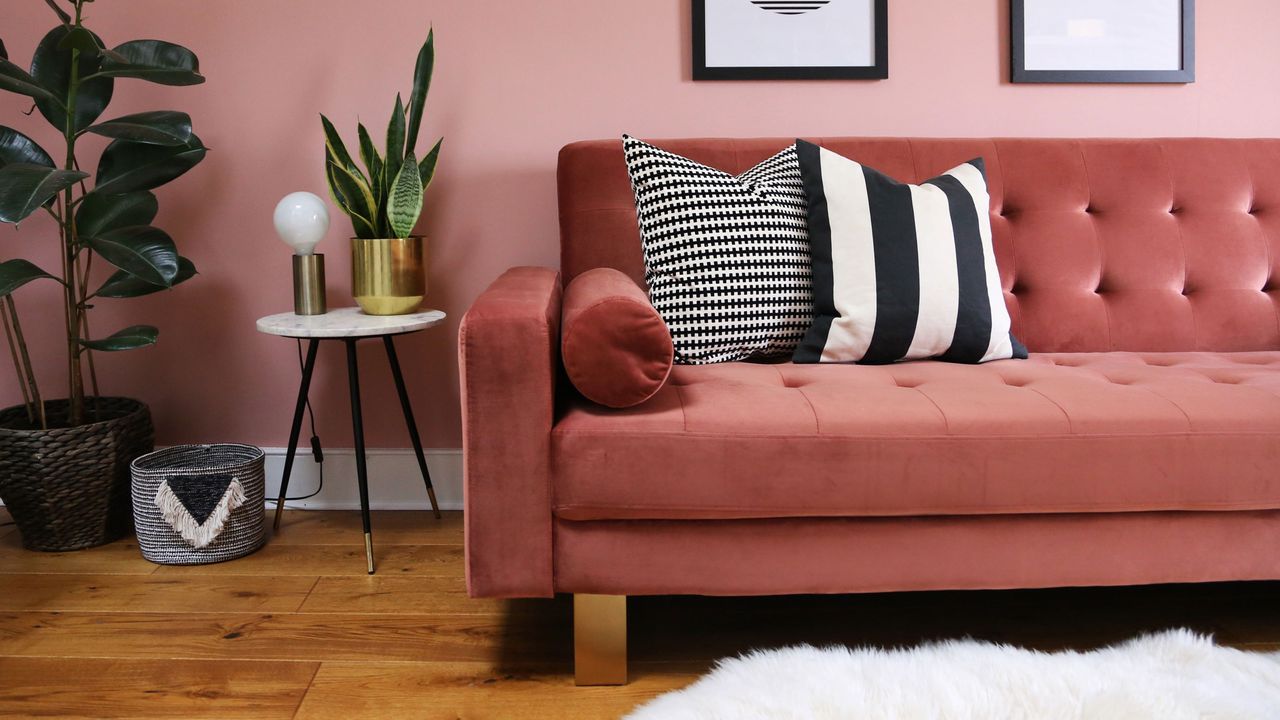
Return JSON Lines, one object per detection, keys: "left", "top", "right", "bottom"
{"left": 130, "top": 444, "right": 266, "bottom": 565}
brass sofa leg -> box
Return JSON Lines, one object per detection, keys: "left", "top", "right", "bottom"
{"left": 574, "top": 594, "right": 627, "bottom": 686}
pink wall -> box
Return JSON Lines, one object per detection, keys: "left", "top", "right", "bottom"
{"left": 4, "top": 0, "right": 1280, "bottom": 449}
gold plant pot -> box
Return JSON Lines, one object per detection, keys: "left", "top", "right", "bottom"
{"left": 351, "top": 236, "right": 427, "bottom": 315}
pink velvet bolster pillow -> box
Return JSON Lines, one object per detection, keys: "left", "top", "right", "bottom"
{"left": 561, "top": 268, "right": 674, "bottom": 408}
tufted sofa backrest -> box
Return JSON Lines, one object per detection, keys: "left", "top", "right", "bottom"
{"left": 558, "top": 138, "right": 1280, "bottom": 353}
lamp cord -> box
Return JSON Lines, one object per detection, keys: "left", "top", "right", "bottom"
{"left": 272, "top": 339, "right": 324, "bottom": 504}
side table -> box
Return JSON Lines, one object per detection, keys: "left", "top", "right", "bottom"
{"left": 256, "top": 307, "right": 446, "bottom": 573}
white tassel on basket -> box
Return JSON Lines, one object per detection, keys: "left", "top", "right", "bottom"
{"left": 154, "top": 477, "right": 246, "bottom": 549}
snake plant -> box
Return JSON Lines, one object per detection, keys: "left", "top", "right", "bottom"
{"left": 322, "top": 29, "right": 442, "bottom": 240}
{"left": 0, "top": 0, "right": 206, "bottom": 428}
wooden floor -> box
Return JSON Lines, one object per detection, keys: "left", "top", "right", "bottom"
{"left": 2, "top": 507, "right": 1279, "bottom": 718}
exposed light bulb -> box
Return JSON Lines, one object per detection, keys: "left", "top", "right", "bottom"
{"left": 273, "top": 191, "right": 330, "bottom": 256}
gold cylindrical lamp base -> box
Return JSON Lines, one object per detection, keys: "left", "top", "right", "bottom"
{"left": 352, "top": 236, "right": 427, "bottom": 316}
{"left": 292, "top": 254, "right": 327, "bottom": 316}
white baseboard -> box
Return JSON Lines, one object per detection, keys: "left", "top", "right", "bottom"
{"left": 263, "top": 447, "right": 462, "bottom": 511}
{"left": 0, "top": 447, "right": 464, "bottom": 513}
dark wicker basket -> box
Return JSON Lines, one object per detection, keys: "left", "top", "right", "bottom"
{"left": 0, "top": 398, "right": 154, "bottom": 552}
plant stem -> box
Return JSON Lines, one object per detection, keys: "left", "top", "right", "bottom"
{"left": 4, "top": 297, "right": 45, "bottom": 430}
{"left": 61, "top": 5, "right": 86, "bottom": 425}
{"left": 1, "top": 299, "right": 35, "bottom": 424}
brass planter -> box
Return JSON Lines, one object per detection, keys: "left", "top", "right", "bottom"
{"left": 351, "top": 236, "right": 427, "bottom": 315}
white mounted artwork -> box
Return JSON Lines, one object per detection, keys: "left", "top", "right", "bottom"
{"left": 694, "top": 0, "right": 887, "bottom": 80}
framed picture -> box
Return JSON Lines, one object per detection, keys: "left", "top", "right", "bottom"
{"left": 1011, "top": 0, "right": 1194, "bottom": 83}
{"left": 693, "top": 0, "right": 888, "bottom": 81}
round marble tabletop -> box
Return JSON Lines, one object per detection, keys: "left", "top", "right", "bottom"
{"left": 256, "top": 307, "right": 447, "bottom": 339}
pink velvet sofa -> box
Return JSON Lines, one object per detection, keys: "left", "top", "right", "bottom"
{"left": 460, "top": 137, "right": 1280, "bottom": 684}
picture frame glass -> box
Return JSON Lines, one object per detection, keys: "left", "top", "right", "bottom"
{"left": 1022, "top": 0, "right": 1183, "bottom": 72}
{"left": 703, "top": 0, "right": 877, "bottom": 69}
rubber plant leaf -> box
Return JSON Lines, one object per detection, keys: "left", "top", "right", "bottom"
{"left": 75, "top": 190, "right": 158, "bottom": 238}
{"left": 0, "top": 163, "right": 87, "bottom": 224}
{"left": 94, "top": 134, "right": 207, "bottom": 195}
{"left": 86, "top": 110, "right": 192, "bottom": 146}
{"left": 95, "top": 256, "right": 196, "bottom": 298}
{"left": 0, "top": 259, "right": 60, "bottom": 297}
{"left": 42, "top": 0, "right": 72, "bottom": 24}
{"left": 30, "top": 25, "right": 114, "bottom": 132}
{"left": 417, "top": 138, "right": 442, "bottom": 188}
{"left": 404, "top": 28, "right": 434, "bottom": 155}
{"left": 0, "top": 57, "right": 61, "bottom": 105}
{"left": 84, "top": 225, "right": 180, "bottom": 286}
{"left": 80, "top": 324, "right": 159, "bottom": 352}
{"left": 0, "top": 126, "right": 55, "bottom": 169}
{"left": 386, "top": 151, "right": 422, "bottom": 239}
{"left": 57, "top": 27, "right": 101, "bottom": 55}
{"left": 98, "top": 40, "right": 205, "bottom": 86}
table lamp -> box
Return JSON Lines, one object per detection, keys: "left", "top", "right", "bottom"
{"left": 274, "top": 192, "right": 330, "bottom": 315}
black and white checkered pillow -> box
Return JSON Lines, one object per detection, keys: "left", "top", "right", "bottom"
{"left": 622, "top": 136, "right": 812, "bottom": 364}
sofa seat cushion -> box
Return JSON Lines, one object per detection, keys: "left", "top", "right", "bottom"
{"left": 552, "top": 352, "right": 1280, "bottom": 521}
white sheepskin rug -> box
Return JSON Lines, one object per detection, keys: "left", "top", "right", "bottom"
{"left": 626, "top": 630, "right": 1280, "bottom": 720}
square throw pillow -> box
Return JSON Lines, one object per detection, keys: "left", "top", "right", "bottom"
{"left": 793, "top": 139, "right": 1027, "bottom": 364}
{"left": 623, "top": 136, "right": 812, "bottom": 364}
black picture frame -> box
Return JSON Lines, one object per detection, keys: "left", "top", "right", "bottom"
{"left": 1011, "top": 0, "right": 1194, "bottom": 83}
{"left": 693, "top": 0, "right": 888, "bottom": 81}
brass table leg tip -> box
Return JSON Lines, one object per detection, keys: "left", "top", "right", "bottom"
{"left": 364, "top": 532, "right": 375, "bottom": 575}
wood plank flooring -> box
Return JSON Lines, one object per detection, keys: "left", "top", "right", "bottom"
{"left": 1, "top": 506, "right": 1278, "bottom": 718}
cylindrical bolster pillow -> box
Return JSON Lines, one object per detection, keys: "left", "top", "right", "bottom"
{"left": 561, "top": 268, "right": 674, "bottom": 408}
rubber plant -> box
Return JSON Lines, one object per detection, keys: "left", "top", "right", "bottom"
{"left": 0, "top": 0, "right": 205, "bottom": 429}
{"left": 322, "top": 28, "right": 442, "bottom": 239}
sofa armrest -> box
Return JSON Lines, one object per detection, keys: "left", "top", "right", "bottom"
{"left": 460, "top": 266, "right": 562, "bottom": 597}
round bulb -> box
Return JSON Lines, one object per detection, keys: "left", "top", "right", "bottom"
{"left": 273, "top": 191, "right": 330, "bottom": 255}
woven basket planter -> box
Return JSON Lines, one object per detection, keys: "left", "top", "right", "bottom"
{"left": 0, "top": 398, "right": 153, "bottom": 552}
{"left": 131, "top": 444, "right": 266, "bottom": 565}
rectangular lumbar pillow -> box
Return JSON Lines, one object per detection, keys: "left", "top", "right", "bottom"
{"left": 793, "top": 139, "right": 1027, "bottom": 364}
{"left": 623, "top": 136, "right": 812, "bottom": 364}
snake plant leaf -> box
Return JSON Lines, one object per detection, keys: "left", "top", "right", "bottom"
{"left": 319, "top": 114, "right": 362, "bottom": 179}
{"left": 30, "top": 26, "right": 114, "bottom": 132}
{"left": 94, "top": 134, "right": 206, "bottom": 195}
{"left": 84, "top": 225, "right": 180, "bottom": 286}
{"left": 0, "top": 126, "right": 55, "bottom": 169}
{"left": 357, "top": 122, "right": 382, "bottom": 190}
{"left": 357, "top": 122, "right": 386, "bottom": 235}
{"left": 417, "top": 137, "right": 442, "bottom": 188}
{"left": 95, "top": 256, "right": 195, "bottom": 298}
{"left": 75, "top": 190, "right": 158, "bottom": 238}
{"left": 0, "top": 57, "right": 61, "bottom": 105}
{"left": 385, "top": 93, "right": 406, "bottom": 187}
{"left": 0, "top": 39, "right": 7, "bottom": 59}
{"left": 0, "top": 163, "right": 87, "bottom": 224}
{"left": 405, "top": 28, "right": 434, "bottom": 155}
{"left": 86, "top": 110, "right": 192, "bottom": 146}
{"left": 387, "top": 151, "right": 422, "bottom": 239}
{"left": 98, "top": 40, "right": 205, "bottom": 86}
{"left": 80, "top": 324, "right": 159, "bottom": 351}
{"left": 325, "top": 156, "right": 378, "bottom": 238}
{"left": 0, "top": 259, "right": 60, "bottom": 297}
{"left": 42, "top": 0, "right": 72, "bottom": 24}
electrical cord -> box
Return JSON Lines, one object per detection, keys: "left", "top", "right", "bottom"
{"left": 270, "top": 339, "right": 325, "bottom": 506}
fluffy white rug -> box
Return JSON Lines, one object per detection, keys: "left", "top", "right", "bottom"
{"left": 626, "top": 630, "right": 1280, "bottom": 720}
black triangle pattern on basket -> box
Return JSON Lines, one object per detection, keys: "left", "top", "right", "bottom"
{"left": 153, "top": 474, "right": 245, "bottom": 549}
{"left": 165, "top": 474, "right": 233, "bottom": 523}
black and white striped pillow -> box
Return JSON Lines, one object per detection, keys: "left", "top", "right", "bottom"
{"left": 623, "top": 136, "right": 812, "bottom": 364}
{"left": 793, "top": 139, "right": 1027, "bottom": 364}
